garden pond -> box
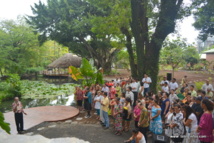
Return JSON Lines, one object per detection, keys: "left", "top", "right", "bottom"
{"left": 0, "top": 80, "right": 77, "bottom": 113}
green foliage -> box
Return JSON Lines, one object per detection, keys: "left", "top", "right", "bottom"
{"left": 194, "top": 81, "right": 205, "bottom": 90}
{"left": 0, "top": 18, "right": 69, "bottom": 76}
{"left": 192, "top": 0, "right": 214, "bottom": 40}
{"left": 0, "top": 112, "right": 10, "bottom": 134}
{"left": 6, "top": 74, "right": 21, "bottom": 97}
{"left": 114, "top": 50, "right": 130, "bottom": 70}
{"left": 20, "top": 81, "right": 75, "bottom": 99}
{"left": 69, "top": 58, "right": 104, "bottom": 86}
{"left": 161, "top": 39, "right": 186, "bottom": 69}
{"left": 27, "top": 0, "right": 122, "bottom": 73}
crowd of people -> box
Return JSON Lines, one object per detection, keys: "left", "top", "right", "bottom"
{"left": 74, "top": 74, "right": 214, "bottom": 143}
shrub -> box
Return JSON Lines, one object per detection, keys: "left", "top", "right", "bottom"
{"left": 194, "top": 81, "right": 204, "bottom": 90}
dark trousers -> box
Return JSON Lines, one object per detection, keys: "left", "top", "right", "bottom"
{"left": 144, "top": 88, "right": 149, "bottom": 95}
{"left": 133, "top": 92, "right": 138, "bottom": 107}
{"left": 15, "top": 113, "right": 23, "bottom": 132}
{"left": 139, "top": 126, "right": 149, "bottom": 142}
{"left": 134, "top": 120, "right": 138, "bottom": 128}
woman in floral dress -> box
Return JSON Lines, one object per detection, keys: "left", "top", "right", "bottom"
{"left": 149, "top": 98, "right": 163, "bottom": 135}
{"left": 114, "top": 97, "right": 123, "bottom": 135}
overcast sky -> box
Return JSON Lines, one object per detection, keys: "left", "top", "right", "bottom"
{"left": 0, "top": 0, "right": 199, "bottom": 44}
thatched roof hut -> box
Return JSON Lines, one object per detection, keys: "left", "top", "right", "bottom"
{"left": 48, "top": 53, "right": 82, "bottom": 68}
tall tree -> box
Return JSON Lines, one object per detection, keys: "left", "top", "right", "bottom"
{"left": 131, "top": 0, "right": 186, "bottom": 92}
{"left": 88, "top": 0, "right": 138, "bottom": 78}
{"left": 192, "top": 0, "right": 214, "bottom": 40}
{"left": 27, "top": 0, "right": 121, "bottom": 73}
{"left": 161, "top": 39, "right": 186, "bottom": 78}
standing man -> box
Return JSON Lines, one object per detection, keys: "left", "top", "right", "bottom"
{"left": 101, "top": 92, "right": 110, "bottom": 129}
{"left": 160, "top": 76, "right": 169, "bottom": 89}
{"left": 102, "top": 84, "right": 109, "bottom": 95}
{"left": 138, "top": 102, "right": 149, "bottom": 142}
{"left": 12, "top": 97, "right": 27, "bottom": 134}
{"left": 131, "top": 79, "right": 138, "bottom": 107}
{"left": 84, "top": 88, "right": 92, "bottom": 118}
{"left": 142, "top": 74, "right": 152, "bottom": 95}
{"left": 169, "top": 78, "right": 178, "bottom": 92}
{"left": 202, "top": 80, "right": 213, "bottom": 93}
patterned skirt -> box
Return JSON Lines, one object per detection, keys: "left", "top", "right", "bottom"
{"left": 149, "top": 120, "right": 163, "bottom": 135}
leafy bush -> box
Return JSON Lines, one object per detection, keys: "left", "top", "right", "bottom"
{"left": 0, "top": 74, "right": 21, "bottom": 101}
{"left": 6, "top": 74, "right": 21, "bottom": 98}
{"left": 0, "top": 112, "right": 10, "bottom": 134}
{"left": 194, "top": 81, "right": 204, "bottom": 90}
{"left": 69, "top": 58, "right": 104, "bottom": 86}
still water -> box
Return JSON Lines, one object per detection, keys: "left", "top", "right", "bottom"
{"left": 0, "top": 94, "right": 76, "bottom": 113}
{"left": 0, "top": 77, "right": 78, "bottom": 113}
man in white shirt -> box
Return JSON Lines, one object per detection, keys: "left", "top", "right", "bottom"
{"left": 102, "top": 84, "right": 109, "bottom": 95}
{"left": 201, "top": 80, "right": 213, "bottom": 93}
{"left": 169, "top": 89, "right": 178, "bottom": 105}
{"left": 142, "top": 74, "right": 152, "bottom": 95}
{"left": 131, "top": 79, "right": 138, "bottom": 107}
{"left": 169, "top": 78, "right": 178, "bottom": 92}
{"left": 162, "top": 82, "right": 169, "bottom": 93}
{"left": 160, "top": 76, "right": 169, "bottom": 89}
{"left": 125, "top": 86, "right": 134, "bottom": 106}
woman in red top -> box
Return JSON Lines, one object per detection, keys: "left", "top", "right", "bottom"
{"left": 109, "top": 86, "right": 116, "bottom": 99}
{"left": 75, "top": 86, "right": 84, "bottom": 110}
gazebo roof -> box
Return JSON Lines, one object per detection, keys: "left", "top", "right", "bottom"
{"left": 47, "top": 53, "right": 82, "bottom": 68}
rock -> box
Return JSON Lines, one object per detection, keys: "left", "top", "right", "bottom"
{"left": 76, "top": 117, "right": 83, "bottom": 121}
{"left": 37, "top": 127, "right": 45, "bottom": 131}
{"left": 71, "top": 121, "right": 78, "bottom": 124}
{"left": 48, "top": 125, "right": 57, "bottom": 128}
{"left": 65, "top": 120, "right": 72, "bottom": 123}
{"left": 25, "top": 132, "right": 34, "bottom": 136}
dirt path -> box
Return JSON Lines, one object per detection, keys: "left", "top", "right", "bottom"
{"left": 104, "top": 69, "right": 214, "bottom": 84}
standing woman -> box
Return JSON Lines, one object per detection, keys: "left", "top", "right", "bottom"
{"left": 113, "top": 97, "right": 123, "bottom": 136}
{"left": 122, "top": 97, "right": 132, "bottom": 132}
{"left": 161, "top": 92, "right": 170, "bottom": 119}
{"left": 109, "top": 86, "right": 116, "bottom": 100}
{"left": 181, "top": 105, "right": 199, "bottom": 143}
{"left": 138, "top": 82, "right": 144, "bottom": 97}
{"left": 149, "top": 99, "right": 163, "bottom": 135}
{"left": 75, "top": 86, "right": 84, "bottom": 111}
{"left": 133, "top": 100, "right": 142, "bottom": 128}
{"left": 94, "top": 91, "right": 101, "bottom": 120}
{"left": 115, "top": 83, "right": 122, "bottom": 97}
{"left": 197, "top": 99, "right": 213, "bottom": 143}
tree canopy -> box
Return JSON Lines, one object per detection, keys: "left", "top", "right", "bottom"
{"left": 192, "top": 0, "right": 214, "bottom": 40}
{"left": 27, "top": 0, "right": 124, "bottom": 73}
{"left": 0, "top": 18, "right": 68, "bottom": 76}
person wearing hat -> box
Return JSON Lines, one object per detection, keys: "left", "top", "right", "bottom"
{"left": 191, "top": 97, "right": 203, "bottom": 123}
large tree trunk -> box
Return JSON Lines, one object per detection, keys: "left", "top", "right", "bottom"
{"left": 130, "top": 0, "right": 147, "bottom": 80}
{"left": 120, "top": 27, "right": 138, "bottom": 79}
{"left": 130, "top": 0, "right": 183, "bottom": 93}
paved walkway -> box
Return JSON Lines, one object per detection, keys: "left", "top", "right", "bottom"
{"left": 4, "top": 106, "right": 79, "bottom": 134}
